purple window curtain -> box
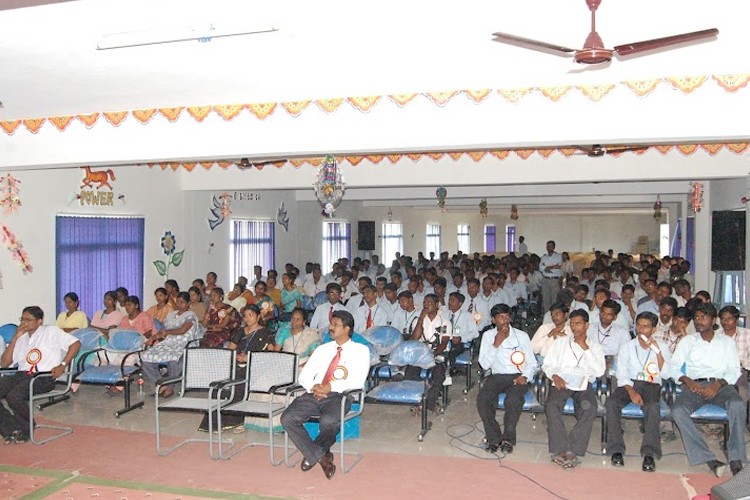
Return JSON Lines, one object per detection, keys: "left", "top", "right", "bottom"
{"left": 485, "top": 225, "right": 496, "bottom": 253}
{"left": 322, "top": 222, "right": 351, "bottom": 274}
{"left": 670, "top": 217, "right": 695, "bottom": 265}
{"left": 506, "top": 225, "right": 516, "bottom": 253}
{"left": 56, "top": 215, "right": 144, "bottom": 319}
{"left": 230, "top": 220, "right": 275, "bottom": 285}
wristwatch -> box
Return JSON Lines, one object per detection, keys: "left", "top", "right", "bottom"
{"left": 60, "top": 361, "right": 67, "bottom": 367}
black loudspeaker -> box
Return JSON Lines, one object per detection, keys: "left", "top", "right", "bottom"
{"left": 711, "top": 211, "right": 746, "bottom": 271}
{"left": 710, "top": 466, "right": 750, "bottom": 500}
{"left": 358, "top": 221, "right": 375, "bottom": 251}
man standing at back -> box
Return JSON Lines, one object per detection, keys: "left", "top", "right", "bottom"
{"left": 540, "top": 240, "right": 563, "bottom": 315}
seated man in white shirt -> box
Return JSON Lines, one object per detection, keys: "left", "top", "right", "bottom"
{"left": 406, "top": 277, "right": 425, "bottom": 307}
{"left": 607, "top": 312, "right": 670, "bottom": 472}
{"left": 0, "top": 306, "right": 81, "bottom": 444}
{"left": 381, "top": 283, "right": 401, "bottom": 320}
{"left": 718, "top": 305, "right": 750, "bottom": 402}
{"left": 446, "top": 292, "right": 480, "bottom": 363}
{"left": 532, "top": 303, "right": 573, "bottom": 359}
{"left": 673, "top": 279, "right": 692, "bottom": 307}
{"left": 654, "top": 297, "right": 677, "bottom": 339}
{"left": 309, "top": 283, "right": 348, "bottom": 333}
{"left": 587, "top": 299, "right": 632, "bottom": 361}
{"left": 303, "top": 266, "right": 328, "bottom": 298}
{"left": 354, "top": 285, "right": 390, "bottom": 332}
{"left": 477, "top": 304, "right": 538, "bottom": 454}
{"left": 668, "top": 303, "right": 746, "bottom": 477}
{"left": 409, "top": 294, "right": 451, "bottom": 413}
{"left": 391, "top": 291, "right": 421, "bottom": 340}
{"left": 504, "top": 268, "right": 528, "bottom": 306}
{"left": 543, "top": 309, "right": 606, "bottom": 469}
{"left": 280, "top": 310, "right": 370, "bottom": 480}
{"left": 462, "top": 278, "right": 492, "bottom": 334}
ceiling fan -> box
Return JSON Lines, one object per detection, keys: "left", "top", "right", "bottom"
{"left": 236, "top": 158, "right": 288, "bottom": 170}
{"left": 573, "top": 144, "right": 648, "bottom": 157}
{"left": 492, "top": 0, "right": 718, "bottom": 65}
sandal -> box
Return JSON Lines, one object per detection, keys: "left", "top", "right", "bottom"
{"left": 562, "top": 453, "right": 581, "bottom": 470}
{"left": 410, "top": 405, "right": 422, "bottom": 416}
{"left": 551, "top": 452, "right": 567, "bottom": 466}
{"left": 159, "top": 387, "right": 174, "bottom": 399}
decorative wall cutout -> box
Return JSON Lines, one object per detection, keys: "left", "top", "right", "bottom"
{"left": 79, "top": 166, "right": 117, "bottom": 207}
{"left": 153, "top": 231, "right": 184, "bottom": 278}
{"left": 207, "top": 192, "right": 232, "bottom": 230}
{"left": 277, "top": 201, "right": 290, "bottom": 232}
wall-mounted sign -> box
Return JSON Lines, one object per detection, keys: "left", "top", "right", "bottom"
{"left": 233, "top": 192, "right": 261, "bottom": 201}
{"left": 79, "top": 167, "right": 117, "bottom": 207}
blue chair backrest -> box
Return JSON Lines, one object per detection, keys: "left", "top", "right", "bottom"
{"left": 388, "top": 340, "right": 435, "bottom": 369}
{"left": 72, "top": 327, "right": 105, "bottom": 351}
{"left": 313, "top": 291, "right": 328, "bottom": 307}
{"left": 107, "top": 329, "right": 145, "bottom": 353}
{"left": 153, "top": 319, "right": 163, "bottom": 332}
{"left": 300, "top": 296, "right": 314, "bottom": 311}
{"left": 361, "top": 326, "right": 403, "bottom": 356}
{"left": 0, "top": 324, "right": 17, "bottom": 345}
{"left": 321, "top": 331, "right": 378, "bottom": 365}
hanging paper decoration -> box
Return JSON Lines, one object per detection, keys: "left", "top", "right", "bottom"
{"left": 207, "top": 192, "right": 233, "bottom": 230}
{"left": 153, "top": 231, "right": 184, "bottom": 279}
{"left": 653, "top": 195, "right": 662, "bottom": 222}
{"left": 314, "top": 155, "right": 346, "bottom": 218}
{"left": 510, "top": 204, "right": 519, "bottom": 220}
{"left": 436, "top": 187, "right": 447, "bottom": 212}
{"left": 277, "top": 201, "right": 290, "bottom": 232}
{"left": 690, "top": 182, "right": 704, "bottom": 213}
{"left": 1, "top": 224, "right": 32, "bottom": 274}
{"left": 479, "top": 198, "right": 488, "bottom": 218}
{"left": 0, "top": 173, "right": 22, "bottom": 214}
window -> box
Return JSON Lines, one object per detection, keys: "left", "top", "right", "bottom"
{"left": 457, "top": 224, "right": 470, "bottom": 254}
{"left": 505, "top": 224, "right": 516, "bottom": 253}
{"left": 56, "top": 215, "right": 144, "bottom": 319}
{"left": 381, "top": 223, "right": 403, "bottom": 265}
{"left": 426, "top": 224, "right": 441, "bottom": 256}
{"left": 322, "top": 221, "right": 351, "bottom": 274}
{"left": 230, "top": 220, "right": 275, "bottom": 285}
{"left": 484, "top": 224, "right": 496, "bottom": 253}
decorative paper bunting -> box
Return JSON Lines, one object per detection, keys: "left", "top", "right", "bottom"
{"left": 290, "top": 159, "right": 306, "bottom": 168}
{"left": 559, "top": 148, "right": 578, "bottom": 157}
{"left": 182, "top": 163, "right": 196, "bottom": 172}
{"left": 281, "top": 101, "right": 311, "bottom": 117}
{"left": 448, "top": 152, "right": 463, "bottom": 161}
{"left": 213, "top": 104, "right": 244, "bottom": 121}
{"left": 132, "top": 109, "right": 157, "bottom": 124}
{"left": 365, "top": 154, "right": 385, "bottom": 164}
{"left": 387, "top": 154, "right": 402, "bottom": 164}
{"left": 388, "top": 93, "right": 417, "bottom": 107}
{"left": 424, "top": 91, "right": 457, "bottom": 107}
{"left": 158, "top": 107, "right": 184, "bottom": 122}
{"left": 22, "top": 118, "right": 45, "bottom": 133}
{"left": 187, "top": 106, "right": 212, "bottom": 122}
{"left": 726, "top": 143, "right": 749, "bottom": 153}
{"left": 515, "top": 149, "right": 535, "bottom": 159}
{"left": 712, "top": 74, "right": 750, "bottom": 93}
{"left": 248, "top": 103, "right": 277, "bottom": 120}
{"left": 463, "top": 89, "right": 491, "bottom": 104}
{"left": 103, "top": 111, "right": 128, "bottom": 126}
{"left": 666, "top": 76, "right": 707, "bottom": 94}
{"left": 489, "top": 150, "right": 510, "bottom": 160}
{"left": 677, "top": 144, "right": 699, "bottom": 155}
{"left": 347, "top": 156, "right": 365, "bottom": 166}
{"left": 497, "top": 88, "right": 530, "bottom": 103}
{"left": 701, "top": 143, "right": 723, "bottom": 155}
{"left": 623, "top": 79, "right": 661, "bottom": 97}
{"left": 655, "top": 145, "right": 674, "bottom": 154}
{"left": 77, "top": 113, "right": 100, "bottom": 128}
{"left": 201, "top": 162, "right": 214, "bottom": 169}
{"left": 426, "top": 152, "right": 445, "bottom": 161}
{"left": 577, "top": 84, "right": 615, "bottom": 101}
{"left": 0, "top": 121, "right": 21, "bottom": 135}
{"left": 348, "top": 96, "right": 381, "bottom": 112}
{"left": 168, "top": 163, "right": 180, "bottom": 171}
{"left": 537, "top": 149, "right": 555, "bottom": 158}
{"left": 467, "top": 151, "right": 487, "bottom": 162}
{"left": 538, "top": 86, "right": 570, "bottom": 102}
{"left": 217, "top": 161, "right": 232, "bottom": 169}
{"left": 49, "top": 115, "right": 73, "bottom": 132}
{"left": 315, "top": 98, "right": 344, "bottom": 114}
{"left": 307, "top": 158, "right": 324, "bottom": 167}
{"left": 406, "top": 153, "right": 422, "bottom": 162}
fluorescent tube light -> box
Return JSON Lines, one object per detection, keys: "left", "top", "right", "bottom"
{"left": 96, "top": 24, "right": 277, "bottom": 50}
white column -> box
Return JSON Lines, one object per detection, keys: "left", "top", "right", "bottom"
{"left": 693, "top": 181, "right": 711, "bottom": 292}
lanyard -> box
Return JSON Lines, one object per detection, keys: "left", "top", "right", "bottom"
{"left": 634, "top": 344, "right": 652, "bottom": 372}
{"left": 568, "top": 338, "right": 585, "bottom": 367}
{"left": 596, "top": 324, "right": 613, "bottom": 344}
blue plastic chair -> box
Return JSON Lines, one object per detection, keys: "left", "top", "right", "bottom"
{"left": 0, "top": 323, "right": 17, "bottom": 345}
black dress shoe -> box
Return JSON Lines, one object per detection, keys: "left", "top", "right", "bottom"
{"left": 707, "top": 460, "right": 727, "bottom": 477}
{"left": 642, "top": 455, "right": 656, "bottom": 472}
{"left": 730, "top": 461, "right": 743, "bottom": 476}
{"left": 611, "top": 453, "right": 625, "bottom": 467}
{"left": 319, "top": 453, "right": 336, "bottom": 479}
{"left": 482, "top": 442, "right": 498, "bottom": 453}
{"left": 499, "top": 440, "right": 514, "bottom": 454}
{"left": 300, "top": 459, "right": 315, "bottom": 472}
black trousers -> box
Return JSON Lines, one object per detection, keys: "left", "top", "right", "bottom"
{"left": 476, "top": 373, "right": 528, "bottom": 446}
{"left": 545, "top": 384, "right": 598, "bottom": 457}
{"left": 605, "top": 381, "right": 662, "bottom": 458}
{"left": 0, "top": 372, "right": 56, "bottom": 437}
{"left": 280, "top": 392, "right": 350, "bottom": 465}
{"left": 405, "top": 363, "right": 445, "bottom": 411}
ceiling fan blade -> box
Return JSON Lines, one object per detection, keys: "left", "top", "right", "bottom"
{"left": 614, "top": 28, "right": 718, "bottom": 56}
{"left": 604, "top": 145, "right": 649, "bottom": 154}
{"left": 492, "top": 32, "right": 576, "bottom": 56}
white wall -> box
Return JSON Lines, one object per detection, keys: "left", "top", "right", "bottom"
{"left": 0, "top": 165, "right": 183, "bottom": 325}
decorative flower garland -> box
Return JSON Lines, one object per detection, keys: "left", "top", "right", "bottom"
{"left": 0, "top": 174, "right": 22, "bottom": 214}
{"left": 1, "top": 224, "right": 32, "bottom": 274}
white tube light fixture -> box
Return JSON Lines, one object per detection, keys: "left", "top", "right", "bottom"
{"left": 96, "top": 24, "right": 277, "bottom": 50}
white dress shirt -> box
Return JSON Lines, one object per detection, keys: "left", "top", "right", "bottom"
{"left": 447, "top": 309, "right": 479, "bottom": 342}
{"left": 391, "top": 307, "right": 422, "bottom": 337}
{"left": 12, "top": 325, "right": 78, "bottom": 372}
{"left": 354, "top": 302, "right": 390, "bottom": 332}
{"left": 479, "top": 327, "right": 538, "bottom": 380}
{"left": 461, "top": 294, "right": 491, "bottom": 332}
{"left": 615, "top": 337, "right": 671, "bottom": 387}
{"left": 309, "top": 302, "right": 349, "bottom": 332}
{"left": 543, "top": 336, "right": 606, "bottom": 391}
{"left": 668, "top": 332, "right": 742, "bottom": 384}
{"left": 587, "top": 322, "right": 631, "bottom": 356}
{"left": 302, "top": 277, "right": 328, "bottom": 298}
{"left": 540, "top": 252, "right": 563, "bottom": 278}
{"left": 532, "top": 323, "right": 573, "bottom": 357}
{"left": 418, "top": 311, "right": 452, "bottom": 344}
{"left": 504, "top": 281, "right": 528, "bottom": 303}
{"left": 298, "top": 339, "right": 371, "bottom": 393}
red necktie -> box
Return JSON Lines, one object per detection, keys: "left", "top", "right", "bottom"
{"left": 329, "top": 306, "right": 334, "bottom": 322}
{"left": 322, "top": 346, "right": 342, "bottom": 385}
{"left": 367, "top": 308, "right": 373, "bottom": 329}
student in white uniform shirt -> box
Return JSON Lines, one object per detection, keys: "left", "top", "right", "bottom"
{"left": 589, "top": 289, "right": 631, "bottom": 332}
{"left": 668, "top": 303, "right": 746, "bottom": 477}
{"left": 406, "top": 277, "right": 425, "bottom": 307}
{"left": 486, "top": 276, "right": 511, "bottom": 307}
{"left": 718, "top": 305, "right": 750, "bottom": 403}
{"left": 587, "top": 299, "right": 631, "bottom": 359}
{"left": 391, "top": 291, "right": 422, "bottom": 340}
{"left": 504, "top": 268, "right": 528, "bottom": 306}
{"left": 462, "top": 278, "right": 492, "bottom": 333}
{"left": 532, "top": 303, "right": 573, "bottom": 359}
{"left": 543, "top": 309, "right": 606, "bottom": 469}
{"left": 654, "top": 297, "right": 677, "bottom": 339}
{"left": 302, "top": 267, "right": 328, "bottom": 298}
{"left": 446, "top": 292, "right": 480, "bottom": 345}
{"left": 408, "top": 294, "right": 451, "bottom": 413}
{"left": 309, "top": 283, "right": 349, "bottom": 333}
{"left": 354, "top": 285, "right": 391, "bottom": 333}
{"left": 606, "top": 312, "right": 670, "bottom": 472}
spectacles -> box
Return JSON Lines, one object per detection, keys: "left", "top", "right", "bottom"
{"left": 19, "top": 317, "right": 35, "bottom": 322}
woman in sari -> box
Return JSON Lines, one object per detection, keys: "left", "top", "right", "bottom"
{"left": 198, "top": 304, "right": 276, "bottom": 431}
{"left": 56, "top": 292, "right": 89, "bottom": 332}
{"left": 141, "top": 292, "right": 202, "bottom": 398}
{"left": 146, "top": 287, "right": 173, "bottom": 325}
{"left": 118, "top": 295, "right": 155, "bottom": 338}
{"left": 274, "top": 308, "right": 320, "bottom": 366}
{"left": 90, "top": 291, "right": 124, "bottom": 339}
{"left": 200, "top": 287, "right": 241, "bottom": 348}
